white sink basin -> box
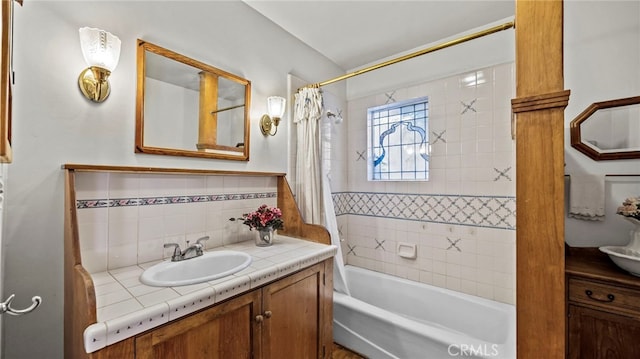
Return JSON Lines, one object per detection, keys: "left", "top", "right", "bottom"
{"left": 600, "top": 246, "right": 640, "bottom": 277}
{"left": 140, "top": 250, "right": 252, "bottom": 287}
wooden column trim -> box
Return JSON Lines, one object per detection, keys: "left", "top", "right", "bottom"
{"left": 514, "top": 1, "right": 567, "bottom": 358}
{"left": 511, "top": 90, "right": 571, "bottom": 113}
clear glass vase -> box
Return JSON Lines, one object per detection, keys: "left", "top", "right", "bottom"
{"left": 255, "top": 226, "right": 274, "bottom": 247}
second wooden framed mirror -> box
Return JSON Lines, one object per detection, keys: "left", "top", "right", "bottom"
{"left": 570, "top": 96, "right": 640, "bottom": 161}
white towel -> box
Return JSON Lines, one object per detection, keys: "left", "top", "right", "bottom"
{"left": 568, "top": 174, "right": 605, "bottom": 221}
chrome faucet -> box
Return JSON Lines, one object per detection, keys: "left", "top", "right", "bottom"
{"left": 163, "top": 236, "right": 209, "bottom": 262}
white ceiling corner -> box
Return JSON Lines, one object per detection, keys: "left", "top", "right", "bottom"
{"left": 244, "top": 0, "right": 515, "bottom": 71}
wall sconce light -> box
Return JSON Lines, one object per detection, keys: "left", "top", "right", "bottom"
{"left": 78, "top": 27, "right": 121, "bottom": 103}
{"left": 260, "top": 96, "right": 286, "bottom": 136}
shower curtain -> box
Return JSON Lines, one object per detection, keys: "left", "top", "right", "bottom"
{"left": 293, "top": 87, "right": 350, "bottom": 295}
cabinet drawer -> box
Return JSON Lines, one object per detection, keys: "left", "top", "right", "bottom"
{"left": 569, "top": 278, "right": 640, "bottom": 315}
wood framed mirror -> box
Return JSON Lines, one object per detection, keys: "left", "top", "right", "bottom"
{"left": 570, "top": 96, "right": 640, "bottom": 161}
{"left": 0, "top": 0, "right": 15, "bottom": 163}
{"left": 135, "top": 40, "right": 251, "bottom": 161}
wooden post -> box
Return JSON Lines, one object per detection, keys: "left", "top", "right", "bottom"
{"left": 512, "top": 0, "right": 569, "bottom": 358}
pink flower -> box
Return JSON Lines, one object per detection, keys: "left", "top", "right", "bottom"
{"left": 241, "top": 204, "right": 284, "bottom": 230}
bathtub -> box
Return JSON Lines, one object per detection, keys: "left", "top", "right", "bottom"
{"left": 333, "top": 265, "right": 515, "bottom": 359}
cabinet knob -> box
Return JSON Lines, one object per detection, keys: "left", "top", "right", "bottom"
{"left": 264, "top": 310, "right": 272, "bottom": 318}
{"left": 255, "top": 315, "right": 264, "bottom": 323}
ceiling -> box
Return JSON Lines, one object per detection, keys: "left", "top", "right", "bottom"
{"left": 244, "top": 0, "right": 515, "bottom": 71}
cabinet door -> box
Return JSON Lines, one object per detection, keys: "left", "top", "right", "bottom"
{"left": 568, "top": 304, "right": 640, "bottom": 359}
{"left": 135, "top": 289, "right": 261, "bottom": 359}
{"left": 262, "top": 263, "right": 325, "bottom": 359}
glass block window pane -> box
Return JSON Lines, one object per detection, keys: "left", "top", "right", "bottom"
{"left": 367, "top": 96, "right": 429, "bottom": 181}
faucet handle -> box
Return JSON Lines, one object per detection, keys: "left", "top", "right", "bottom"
{"left": 196, "top": 236, "right": 209, "bottom": 246}
{"left": 163, "top": 243, "right": 182, "bottom": 261}
{"left": 195, "top": 236, "right": 209, "bottom": 255}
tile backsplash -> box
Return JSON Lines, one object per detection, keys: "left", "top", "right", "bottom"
{"left": 75, "top": 172, "right": 277, "bottom": 273}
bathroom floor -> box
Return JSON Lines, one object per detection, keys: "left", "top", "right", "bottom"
{"left": 333, "top": 343, "right": 365, "bottom": 359}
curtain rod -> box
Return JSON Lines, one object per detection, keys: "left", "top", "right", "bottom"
{"left": 302, "top": 21, "right": 515, "bottom": 89}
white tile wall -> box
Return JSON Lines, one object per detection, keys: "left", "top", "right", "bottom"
{"left": 341, "top": 63, "right": 516, "bottom": 305}
{"left": 75, "top": 173, "right": 278, "bottom": 273}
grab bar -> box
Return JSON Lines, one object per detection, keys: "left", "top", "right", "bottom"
{"left": 0, "top": 294, "right": 42, "bottom": 316}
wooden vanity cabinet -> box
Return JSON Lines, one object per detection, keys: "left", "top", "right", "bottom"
{"left": 566, "top": 249, "right": 640, "bottom": 359}
{"left": 94, "top": 260, "right": 332, "bottom": 359}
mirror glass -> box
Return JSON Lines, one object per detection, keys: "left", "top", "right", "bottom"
{"left": 570, "top": 96, "right": 640, "bottom": 161}
{"left": 136, "top": 40, "right": 251, "bottom": 160}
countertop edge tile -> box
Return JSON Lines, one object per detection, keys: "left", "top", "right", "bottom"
{"left": 167, "top": 287, "right": 216, "bottom": 321}
{"left": 105, "top": 302, "right": 169, "bottom": 346}
{"left": 248, "top": 266, "right": 280, "bottom": 289}
{"left": 84, "top": 322, "right": 107, "bottom": 354}
{"left": 213, "top": 274, "right": 252, "bottom": 302}
{"left": 277, "top": 257, "right": 302, "bottom": 277}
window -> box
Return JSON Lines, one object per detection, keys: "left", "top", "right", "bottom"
{"left": 368, "top": 97, "right": 429, "bottom": 181}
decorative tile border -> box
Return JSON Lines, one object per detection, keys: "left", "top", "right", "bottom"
{"left": 332, "top": 191, "right": 515, "bottom": 230}
{"left": 77, "top": 192, "right": 277, "bottom": 209}
{"left": 78, "top": 191, "right": 515, "bottom": 229}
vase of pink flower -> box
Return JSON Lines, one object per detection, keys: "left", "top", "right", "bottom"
{"left": 242, "top": 204, "right": 284, "bottom": 247}
{"left": 616, "top": 197, "right": 640, "bottom": 249}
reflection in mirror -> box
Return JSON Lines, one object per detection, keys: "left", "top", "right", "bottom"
{"left": 570, "top": 96, "right": 640, "bottom": 161}
{"left": 581, "top": 104, "right": 640, "bottom": 151}
{"left": 136, "top": 40, "right": 251, "bottom": 160}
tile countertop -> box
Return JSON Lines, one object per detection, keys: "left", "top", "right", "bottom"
{"left": 83, "top": 236, "right": 337, "bottom": 353}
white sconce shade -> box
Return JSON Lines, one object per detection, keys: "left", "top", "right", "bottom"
{"left": 267, "top": 96, "right": 286, "bottom": 119}
{"left": 261, "top": 96, "right": 286, "bottom": 136}
{"left": 77, "top": 27, "right": 121, "bottom": 103}
{"left": 79, "top": 27, "right": 121, "bottom": 72}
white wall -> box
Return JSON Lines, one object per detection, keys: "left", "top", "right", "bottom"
{"left": 4, "top": 1, "right": 344, "bottom": 358}
{"left": 564, "top": 1, "right": 640, "bottom": 247}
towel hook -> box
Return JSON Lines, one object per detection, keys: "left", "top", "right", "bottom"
{"left": 0, "top": 294, "right": 42, "bottom": 316}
